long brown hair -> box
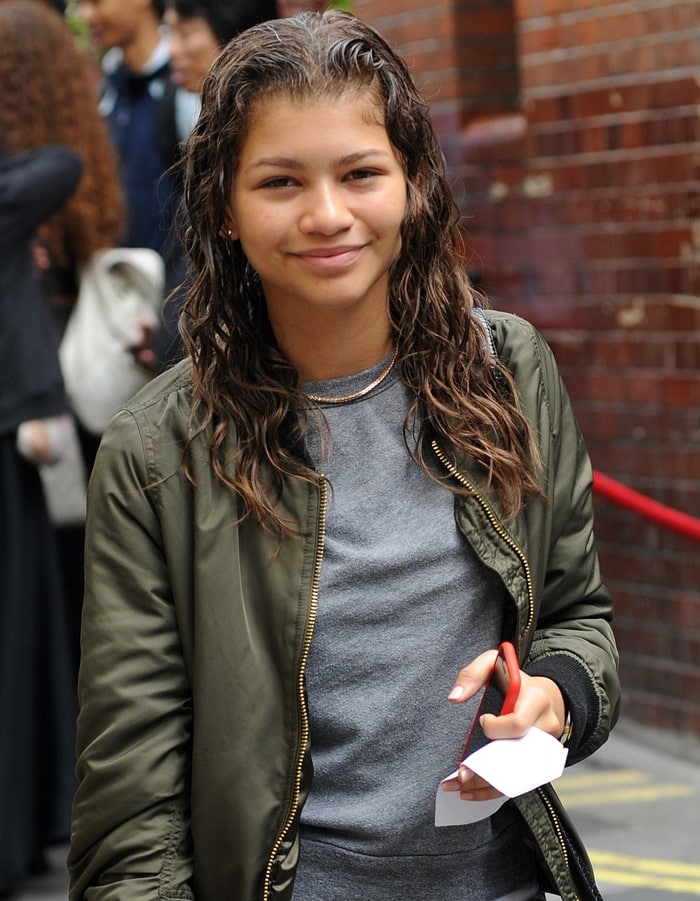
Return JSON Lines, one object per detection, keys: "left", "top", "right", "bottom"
{"left": 0, "top": 0, "right": 124, "bottom": 266}
{"left": 180, "top": 11, "right": 541, "bottom": 538}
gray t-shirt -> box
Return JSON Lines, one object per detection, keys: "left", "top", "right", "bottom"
{"left": 293, "top": 356, "right": 538, "bottom": 900}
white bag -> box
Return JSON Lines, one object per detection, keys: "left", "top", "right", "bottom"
{"left": 38, "top": 417, "right": 89, "bottom": 526}
{"left": 59, "top": 247, "right": 165, "bottom": 435}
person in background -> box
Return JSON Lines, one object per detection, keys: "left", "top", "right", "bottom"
{"left": 69, "top": 11, "right": 619, "bottom": 901}
{"left": 78, "top": 0, "right": 172, "bottom": 255}
{"left": 128, "top": 0, "right": 277, "bottom": 371}
{"left": 0, "top": 0, "right": 125, "bottom": 667}
{"left": 76, "top": 0, "right": 190, "bottom": 375}
{"left": 0, "top": 129, "right": 83, "bottom": 898}
{"left": 163, "top": 0, "right": 278, "bottom": 123}
{"left": 0, "top": 0, "right": 124, "bottom": 339}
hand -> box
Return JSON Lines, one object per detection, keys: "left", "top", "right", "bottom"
{"left": 127, "top": 321, "right": 158, "bottom": 372}
{"left": 31, "top": 240, "right": 51, "bottom": 275}
{"left": 442, "top": 648, "right": 567, "bottom": 800}
{"left": 16, "top": 415, "right": 71, "bottom": 466}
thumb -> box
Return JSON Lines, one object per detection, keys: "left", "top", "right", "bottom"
{"left": 448, "top": 648, "right": 499, "bottom": 704}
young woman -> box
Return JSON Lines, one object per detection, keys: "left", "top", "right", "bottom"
{"left": 69, "top": 12, "right": 619, "bottom": 901}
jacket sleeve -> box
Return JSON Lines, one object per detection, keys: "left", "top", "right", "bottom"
{"left": 495, "top": 314, "right": 620, "bottom": 765}
{"left": 68, "top": 410, "right": 195, "bottom": 900}
{"left": 0, "top": 146, "right": 83, "bottom": 239}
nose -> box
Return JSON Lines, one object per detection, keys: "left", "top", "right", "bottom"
{"left": 299, "top": 182, "right": 354, "bottom": 235}
{"left": 168, "top": 35, "right": 185, "bottom": 65}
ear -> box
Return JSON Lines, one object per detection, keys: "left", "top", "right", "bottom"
{"left": 222, "top": 207, "right": 239, "bottom": 240}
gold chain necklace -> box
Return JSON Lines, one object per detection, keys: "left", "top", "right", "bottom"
{"left": 304, "top": 345, "right": 399, "bottom": 405}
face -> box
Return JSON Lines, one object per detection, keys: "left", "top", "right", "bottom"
{"left": 227, "top": 92, "right": 407, "bottom": 340}
{"left": 164, "top": 8, "right": 220, "bottom": 93}
{"left": 78, "top": 0, "right": 153, "bottom": 52}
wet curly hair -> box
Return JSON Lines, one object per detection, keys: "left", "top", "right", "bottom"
{"left": 181, "top": 11, "right": 541, "bottom": 538}
{"left": 0, "top": 0, "right": 124, "bottom": 266}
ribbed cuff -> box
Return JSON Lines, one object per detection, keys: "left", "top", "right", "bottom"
{"left": 525, "top": 652, "right": 600, "bottom": 757}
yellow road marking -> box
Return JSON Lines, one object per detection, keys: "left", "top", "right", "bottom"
{"left": 557, "top": 783, "right": 694, "bottom": 807}
{"left": 594, "top": 869, "right": 700, "bottom": 894}
{"left": 555, "top": 767, "right": 696, "bottom": 808}
{"left": 558, "top": 769, "right": 649, "bottom": 788}
{"left": 592, "top": 851, "right": 700, "bottom": 878}
{"left": 558, "top": 767, "right": 700, "bottom": 892}
{"left": 591, "top": 851, "right": 700, "bottom": 894}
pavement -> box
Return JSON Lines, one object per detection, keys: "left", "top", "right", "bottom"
{"left": 550, "top": 718, "right": 700, "bottom": 900}
{"left": 9, "top": 717, "right": 700, "bottom": 900}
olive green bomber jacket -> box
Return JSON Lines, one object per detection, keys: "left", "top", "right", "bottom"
{"left": 68, "top": 311, "right": 620, "bottom": 901}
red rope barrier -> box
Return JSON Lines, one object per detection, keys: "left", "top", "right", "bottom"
{"left": 592, "top": 470, "right": 700, "bottom": 542}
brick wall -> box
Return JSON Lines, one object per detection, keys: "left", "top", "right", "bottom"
{"left": 356, "top": 0, "right": 700, "bottom": 737}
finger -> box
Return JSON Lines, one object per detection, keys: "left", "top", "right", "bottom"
{"left": 441, "top": 768, "right": 491, "bottom": 792}
{"left": 479, "top": 711, "right": 530, "bottom": 741}
{"left": 459, "top": 785, "right": 504, "bottom": 801}
{"left": 479, "top": 674, "right": 564, "bottom": 740}
{"left": 457, "top": 766, "right": 503, "bottom": 801}
{"left": 448, "top": 648, "right": 499, "bottom": 703}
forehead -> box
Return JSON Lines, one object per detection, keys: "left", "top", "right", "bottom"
{"left": 164, "top": 7, "right": 216, "bottom": 34}
{"left": 247, "top": 86, "right": 385, "bottom": 130}
{"left": 234, "top": 92, "right": 402, "bottom": 176}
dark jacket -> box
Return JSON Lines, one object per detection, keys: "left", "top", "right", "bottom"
{"left": 0, "top": 146, "right": 83, "bottom": 437}
{"left": 69, "top": 311, "right": 620, "bottom": 900}
{"left": 101, "top": 44, "right": 175, "bottom": 253}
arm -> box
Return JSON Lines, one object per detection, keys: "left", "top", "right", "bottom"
{"left": 447, "top": 316, "right": 619, "bottom": 796}
{"left": 68, "top": 411, "right": 194, "bottom": 900}
{"left": 520, "top": 324, "right": 619, "bottom": 761}
{"left": 0, "top": 146, "right": 83, "bottom": 237}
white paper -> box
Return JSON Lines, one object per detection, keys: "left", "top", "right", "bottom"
{"left": 435, "top": 727, "right": 568, "bottom": 826}
{"left": 435, "top": 774, "right": 507, "bottom": 826}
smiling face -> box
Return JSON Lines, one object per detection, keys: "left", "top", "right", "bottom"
{"left": 78, "top": 0, "right": 156, "bottom": 55}
{"left": 227, "top": 90, "right": 408, "bottom": 348}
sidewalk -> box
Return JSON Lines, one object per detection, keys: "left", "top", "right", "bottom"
{"left": 554, "top": 718, "right": 700, "bottom": 898}
{"left": 11, "top": 717, "right": 700, "bottom": 899}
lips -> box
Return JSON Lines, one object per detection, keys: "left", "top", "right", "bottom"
{"left": 294, "top": 245, "right": 365, "bottom": 269}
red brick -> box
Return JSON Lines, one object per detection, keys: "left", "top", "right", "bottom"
{"left": 359, "top": 0, "right": 700, "bottom": 740}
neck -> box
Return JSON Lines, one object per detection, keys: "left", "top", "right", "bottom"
{"left": 121, "top": 24, "right": 161, "bottom": 72}
{"left": 272, "top": 313, "right": 393, "bottom": 382}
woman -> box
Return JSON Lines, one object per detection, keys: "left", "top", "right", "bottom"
{"left": 69, "top": 12, "right": 619, "bottom": 901}
{"left": 0, "top": 0, "right": 125, "bottom": 661}
{"left": 0, "top": 137, "right": 83, "bottom": 895}
{"left": 0, "top": 1, "right": 124, "bottom": 334}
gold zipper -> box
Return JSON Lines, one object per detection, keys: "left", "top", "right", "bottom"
{"left": 262, "top": 478, "right": 327, "bottom": 900}
{"left": 536, "top": 786, "right": 579, "bottom": 901}
{"left": 433, "top": 441, "right": 582, "bottom": 898}
{"left": 430, "top": 439, "right": 536, "bottom": 639}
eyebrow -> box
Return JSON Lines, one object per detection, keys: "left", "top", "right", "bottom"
{"left": 244, "top": 149, "right": 393, "bottom": 174}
